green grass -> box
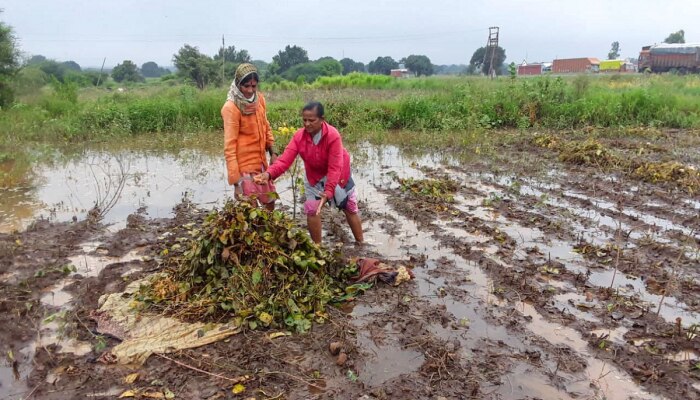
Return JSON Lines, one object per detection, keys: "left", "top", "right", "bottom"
{"left": 2, "top": 73, "right": 700, "bottom": 150}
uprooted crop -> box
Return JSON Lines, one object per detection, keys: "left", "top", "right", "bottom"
{"left": 531, "top": 133, "right": 699, "bottom": 194}
{"left": 396, "top": 176, "right": 459, "bottom": 203}
{"left": 140, "top": 200, "right": 357, "bottom": 333}
{"left": 633, "top": 161, "right": 700, "bottom": 194}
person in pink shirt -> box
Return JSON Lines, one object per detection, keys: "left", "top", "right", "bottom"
{"left": 254, "top": 102, "right": 364, "bottom": 244}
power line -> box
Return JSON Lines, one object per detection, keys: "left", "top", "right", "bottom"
{"left": 17, "top": 27, "right": 489, "bottom": 44}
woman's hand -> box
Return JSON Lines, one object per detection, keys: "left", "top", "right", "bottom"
{"left": 233, "top": 182, "right": 243, "bottom": 198}
{"left": 243, "top": 102, "right": 257, "bottom": 114}
{"left": 254, "top": 172, "right": 270, "bottom": 184}
{"left": 315, "top": 194, "right": 327, "bottom": 216}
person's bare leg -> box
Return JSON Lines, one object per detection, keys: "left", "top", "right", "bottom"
{"left": 344, "top": 209, "right": 364, "bottom": 243}
{"left": 307, "top": 214, "right": 322, "bottom": 244}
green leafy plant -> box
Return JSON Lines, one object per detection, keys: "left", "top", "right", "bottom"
{"left": 141, "top": 200, "right": 355, "bottom": 333}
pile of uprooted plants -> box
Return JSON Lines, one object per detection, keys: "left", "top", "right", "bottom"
{"left": 139, "top": 200, "right": 360, "bottom": 333}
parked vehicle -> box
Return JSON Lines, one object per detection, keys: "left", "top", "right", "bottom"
{"left": 639, "top": 43, "right": 700, "bottom": 73}
{"left": 552, "top": 58, "right": 600, "bottom": 74}
{"left": 599, "top": 59, "right": 633, "bottom": 73}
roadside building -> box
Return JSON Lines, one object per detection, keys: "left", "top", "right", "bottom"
{"left": 518, "top": 63, "right": 543, "bottom": 76}
{"left": 390, "top": 68, "right": 412, "bottom": 78}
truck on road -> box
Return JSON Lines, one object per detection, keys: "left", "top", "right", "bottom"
{"left": 639, "top": 43, "right": 700, "bottom": 73}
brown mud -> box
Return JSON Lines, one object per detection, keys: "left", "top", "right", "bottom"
{"left": 1, "top": 131, "right": 699, "bottom": 399}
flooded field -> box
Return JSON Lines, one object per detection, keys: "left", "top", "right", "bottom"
{"left": 1, "top": 131, "right": 699, "bottom": 399}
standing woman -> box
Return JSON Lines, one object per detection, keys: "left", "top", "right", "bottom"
{"left": 221, "top": 63, "right": 277, "bottom": 210}
{"left": 254, "top": 101, "right": 364, "bottom": 244}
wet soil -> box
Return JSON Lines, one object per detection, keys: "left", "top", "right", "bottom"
{"left": 1, "top": 130, "right": 699, "bottom": 400}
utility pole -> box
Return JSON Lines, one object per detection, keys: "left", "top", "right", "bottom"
{"left": 221, "top": 35, "right": 226, "bottom": 84}
{"left": 482, "top": 27, "right": 500, "bottom": 78}
{"left": 96, "top": 57, "right": 106, "bottom": 87}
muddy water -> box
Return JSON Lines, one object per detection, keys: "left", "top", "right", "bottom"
{"left": 1, "top": 140, "right": 693, "bottom": 399}
{"left": 350, "top": 146, "right": 659, "bottom": 399}
{"left": 455, "top": 170, "right": 700, "bottom": 329}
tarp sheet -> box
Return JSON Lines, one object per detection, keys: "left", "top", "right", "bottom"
{"left": 92, "top": 278, "right": 240, "bottom": 365}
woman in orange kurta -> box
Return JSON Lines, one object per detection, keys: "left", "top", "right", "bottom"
{"left": 221, "top": 63, "right": 277, "bottom": 209}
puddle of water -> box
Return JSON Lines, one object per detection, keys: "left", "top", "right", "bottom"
{"left": 664, "top": 350, "right": 699, "bottom": 363}
{"left": 356, "top": 323, "right": 424, "bottom": 386}
{"left": 0, "top": 364, "right": 28, "bottom": 400}
{"left": 28, "top": 320, "right": 93, "bottom": 357}
{"left": 40, "top": 279, "right": 76, "bottom": 307}
{"left": 349, "top": 304, "right": 387, "bottom": 319}
{"left": 590, "top": 327, "right": 628, "bottom": 345}
{"left": 433, "top": 219, "right": 492, "bottom": 245}
{"left": 684, "top": 199, "right": 700, "bottom": 210}
{"left": 552, "top": 293, "right": 602, "bottom": 324}
{"left": 0, "top": 148, "right": 231, "bottom": 233}
{"left": 497, "top": 363, "right": 579, "bottom": 400}
{"left": 588, "top": 269, "right": 700, "bottom": 327}
{"left": 69, "top": 246, "right": 144, "bottom": 278}
{"left": 514, "top": 301, "right": 662, "bottom": 400}
{"left": 564, "top": 190, "right": 698, "bottom": 241}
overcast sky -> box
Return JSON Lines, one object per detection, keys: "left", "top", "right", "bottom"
{"left": 2, "top": 0, "right": 698, "bottom": 68}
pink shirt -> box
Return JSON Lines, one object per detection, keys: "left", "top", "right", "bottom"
{"left": 267, "top": 122, "right": 351, "bottom": 199}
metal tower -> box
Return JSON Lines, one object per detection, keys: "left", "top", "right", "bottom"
{"left": 483, "top": 27, "right": 500, "bottom": 78}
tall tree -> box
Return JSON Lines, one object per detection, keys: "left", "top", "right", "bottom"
{"left": 340, "top": 58, "right": 364, "bottom": 74}
{"left": 173, "top": 44, "right": 218, "bottom": 89}
{"left": 367, "top": 56, "right": 398, "bottom": 75}
{"left": 141, "top": 61, "right": 169, "bottom": 78}
{"left": 61, "top": 60, "right": 81, "bottom": 71}
{"left": 37, "top": 60, "right": 68, "bottom": 82}
{"left": 214, "top": 45, "right": 252, "bottom": 63}
{"left": 608, "top": 41, "right": 621, "bottom": 60}
{"left": 111, "top": 60, "right": 144, "bottom": 83}
{"left": 282, "top": 58, "right": 342, "bottom": 83}
{"left": 0, "top": 13, "right": 20, "bottom": 107}
{"left": 469, "top": 46, "right": 506, "bottom": 76}
{"left": 403, "top": 54, "right": 433, "bottom": 76}
{"left": 252, "top": 59, "right": 269, "bottom": 75}
{"left": 664, "top": 30, "right": 685, "bottom": 44}
{"left": 272, "top": 45, "right": 309, "bottom": 74}
{"left": 26, "top": 54, "right": 47, "bottom": 65}
{"left": 315, "top": 58, "right": 342, "bottom": 77}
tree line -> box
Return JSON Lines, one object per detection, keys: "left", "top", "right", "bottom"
{"left": 1, "top": 10, "right": 690, "bottom": 105}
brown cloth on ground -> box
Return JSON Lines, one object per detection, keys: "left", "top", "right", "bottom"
{"left": 352, "top": 258, "right": 414, "bottom": 286}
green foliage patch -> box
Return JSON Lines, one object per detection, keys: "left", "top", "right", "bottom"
{"left": 396, "top": 176, "right": 458, "bottom": 203}
{"left": 140, "top": 201, "right": 358, "bottom": 333}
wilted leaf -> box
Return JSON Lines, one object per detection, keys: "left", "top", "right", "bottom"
{"left": 258, "top": 312, "right": 273, "bottom": 326}
{"left": 268, "top": 331, "right": 291, "bottom": 339}
{"left": 123, "top": 372, "right": 139, "bottom": 384}
{"left": 164, "top": 388, "right": 175, "bottom": 399}
{"left": 232, "top": 383, "right": 246, "bottom": 394}
{"left": 119, "top": 390, "right": 138, "bottom": 398}
{"left": 142, "top": 391, "right": 165, "bottom": 399}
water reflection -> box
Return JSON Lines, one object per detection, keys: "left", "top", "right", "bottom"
{"left": 0, "top": 138, "right": 445, "bottom": 234}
